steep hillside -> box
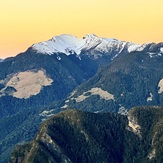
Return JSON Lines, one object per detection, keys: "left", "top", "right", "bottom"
{"left": 10, "top": 106, "right": 163, "bottom": 163}
{"left": 0, "top": 102, "right": 65, "bottom": 163}
{"left": 0, "top": 51, "right": 94, "bottom": 118}
{"left": 63, "top": 51, "right": 163, "bottom": 112}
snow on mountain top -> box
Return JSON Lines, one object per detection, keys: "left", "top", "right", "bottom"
{"left": 127, "top": 43, "right": 143, "bottom": 53}
{"left": 32, "top": 34, "right": 86, "bottom": 55}
{"left": 51, "top": 34, "right": 85, "bottom": 48}
{"left": 85, "top": 34, "right": 101, "bottom": 40}
{"left": 31, "top": 34, "right": 152, "bottom": 56}
{"left": 31, "top": 34, "right": 121, "bottom": 55}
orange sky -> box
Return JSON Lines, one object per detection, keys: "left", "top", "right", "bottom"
{"left": 1, "top": 0, "right": 163, "bottom": 59}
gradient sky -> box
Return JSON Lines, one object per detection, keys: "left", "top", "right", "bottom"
{"left": 1, "top": 0, "right": 163, "bottom": 58}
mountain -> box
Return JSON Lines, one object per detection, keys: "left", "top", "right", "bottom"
{"left": 1, "top": 34, "right": 163, "bottom": 118}
{"left": 0, "top": 59, "right": 3, "bottom": 62}
{"left": 0, "top": 34, "right": 163, "bottom": 162}
{"left": 62, "top": 49, "right": 163, "bottom": 113}
{"left": 0, "top": 34, "right": 153, "bottom": 118}
{"left": 0, "top": 34, "right": 127, "bottom": 118}
{"left": 9, "top": 106, "right": 163, "bottom": 163}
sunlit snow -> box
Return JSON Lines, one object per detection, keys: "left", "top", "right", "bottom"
{"left": 31, "top": 34, "right": 148, "bottom": 56}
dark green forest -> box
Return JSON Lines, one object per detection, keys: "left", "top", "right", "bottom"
{"left": 10, "top": 107, "right": 163, "bottom": 163}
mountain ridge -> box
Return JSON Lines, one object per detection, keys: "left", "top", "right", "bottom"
{"left": 60, "top": 50, "right": 163, "bottom": 113}
{"left": 9, "top": 106, "right": 163, "bottom": 163}
{"left": 31, "top": 34, "right": 162, "bottom": 57}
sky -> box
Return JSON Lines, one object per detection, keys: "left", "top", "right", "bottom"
{"left": 0, "top": 0, "right": 163, "bottom": 59}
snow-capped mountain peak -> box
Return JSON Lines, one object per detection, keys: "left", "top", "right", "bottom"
{"left": 82, "top": 34, "right": 103, "bottom": 49}
{"left": 50, "top": 34, "right": 85, "bottom": 48}
{"left": 32, "top": 34, "right": 86, "bottom": 55}
{"left": 31, "top": 34, "right": 163, "bottom": 59}
{"left": 127, "top": 42, "right": 146, "bottom": 53}
{"left": 83, "top": 34, "right": 102, "bottom": 43}
{"left": 31, "top": 34, "right": 121, "bottom": 55}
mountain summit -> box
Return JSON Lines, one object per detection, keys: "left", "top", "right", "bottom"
{"left": 31, "top": 34, "right": 149, "bottom": 57}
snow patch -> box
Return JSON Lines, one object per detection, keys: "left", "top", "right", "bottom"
{"left": 148, "top": 52, "right": 155, "bottom": 58}
{"left": 128, "top": 44, "right": 141, "bottom": 53}
{"left": 111, "top": 54, "right": 118, "bottom": 61}
{"left": 118, "top": 42, "right": 126, "bottom": 54}
{"left": 137, "top": 43, "right": 148, "bottom": 51}
{"left": 65, "top": 100, "right": 70, "bottom": 103}
{"left": 160, "top": 47, "right": 163, "bottom": 53}
{"left": 77, "top": 55, "right": 81, "bottom": 60}
{"left": 83, "top": 34, "right": 102, "bottom": 48}
{"left": 57, "top": 56, "right": 61, "bottom": 60}
{"left": 120, "top": 93, "right": 124, "bottom": 97}
{"left": 61, "top": 104, "right": 68, "bottom": 109}
{"left": 148, "top": 52, "right": 162, "bottom": 58}
{"left": 127, "top": 43, "right": 146, "bottom": 53}
{"left": 40, "top": 109, "right": 55, "bottom": 117}
{"left": 118, "top": 106, "right": 128, "bottom": 116}
{"left": 147, "top": 93, "right": 153, "bottom": 102}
